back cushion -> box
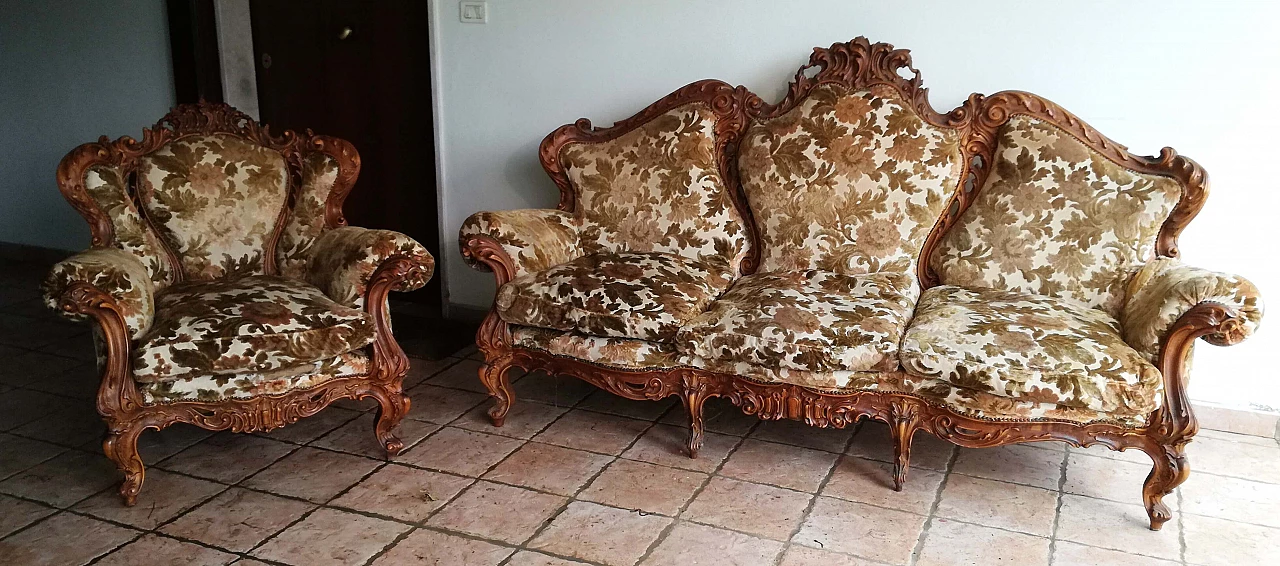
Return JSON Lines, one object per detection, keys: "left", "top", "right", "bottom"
{"left": 560, "top": 103, "right": 748, "bottom": 273}
{"left": 139, "top": 134, "right": 289, "bottom": 281}
{"left": 83, "top": 165, "right": 174, "bottom": 287}
{"left": 738, "top": 84, "right": 962, "bottom": 277}
{"left": 930, "top": 116, "right": 1182, "bottom": 317}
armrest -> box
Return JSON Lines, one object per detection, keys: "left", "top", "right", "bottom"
{"left": 459, "top": 209, "right": 580, "bottom": 279}
{"left": 306, "top": 226, "right": 435, "bottom": 309}
{"left": 1121, "top": 257, "right": 1264, "bottom": 360}
{"left": 42, "top": 248, "right": 155, "bottom": 339}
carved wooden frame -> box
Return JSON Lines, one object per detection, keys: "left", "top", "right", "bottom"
{"left": 53, "top": 103, "right": 426, "bottom": 505}
{"left": 463, "top": 38, "right": 1246, "bottom": 531}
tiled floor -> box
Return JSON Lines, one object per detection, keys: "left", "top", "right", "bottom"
{"left": 1, "top": 259, "right": 1279, "bottom": 565}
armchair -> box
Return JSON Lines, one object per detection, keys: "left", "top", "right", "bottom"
{"left": 42, "top": 103, "right": 434, "bottom": 505}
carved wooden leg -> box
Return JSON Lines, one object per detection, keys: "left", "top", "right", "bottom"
{"left": 478, "top": 357, "right": 515, "bottom": 427}
{"left": 372, "top": 388, "right": 411, "bottom": 457}
{"left": 889, "top": 419, "right": 915, "bottom": 491}
{"left": 102, "top": 422, "right": 147, "bottom": 506}
{"left": 1143, "top": 442, "right": 1190, "bottom": 531}
{"left": 680, "top": 377, "right": 710, "bottom": 459}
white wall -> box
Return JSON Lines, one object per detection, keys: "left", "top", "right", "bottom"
{"left": 430, "top": 0, "right": 1280, "bottom": 412}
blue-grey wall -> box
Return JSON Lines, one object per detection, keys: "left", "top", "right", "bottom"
{"left": 0, "top": 0, "right": 176, "bottom": 251}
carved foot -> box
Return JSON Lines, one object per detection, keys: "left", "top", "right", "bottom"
{"left": 478, "top": 359, "right": 515, "bottom": 427}
{"left": 680, "top": 375, "right": 710, "bottom": 459}
{"left": 103, "top": 424, "right": 146, "bottom": 506}
{"left": 1143, "top": 443, "right": 1190, "bottom": 531}
{"left": 373, "top": 391, "right": 411, "bottom": 457}
{"left": 888, "top": 401, "right": 919, "bottom": 492}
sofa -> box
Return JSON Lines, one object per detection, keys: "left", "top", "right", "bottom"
{"left": 459, "top": 38, "right": 1263, "bottom": 530}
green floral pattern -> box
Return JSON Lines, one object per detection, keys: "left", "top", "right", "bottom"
{"left": 43, "top": 249, "right": 156, "bottom": 339}
{"left": 512, "top": 326, "right": 684, "bottom": 369}
{"left": 306, "top": 227, "right": 434, "bottom": 309}
{"left": 459, "top": 209, "right": 581, "bottom": 277}
{"left": 83, "top": 165, "right": 174, "bottom": 286}
{"left": 1122, "top": 258, "right": 1263, "bottom": 361}
{"left": 139, "top": 351, "right": 370, "bottom": 404}
{"left": 277, "top": 152, "right": 340, "bottom": 279}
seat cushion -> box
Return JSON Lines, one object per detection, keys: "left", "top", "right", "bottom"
{"left": 899, "top": 285, "right": 1161, "bottom": 414}
{"left": 676, "top": 270, "right": 918, "bottom": 372}
{"left": 133, "top": 275, "right": 376, "bottom": 382}
{"left": 496, "top": 252, "right": 733, "bottom": 342}
{"left": 138, "top": 351, "right": 370, "bottom": 404}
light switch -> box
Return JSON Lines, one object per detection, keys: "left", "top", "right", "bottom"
{"left": 460, "top": 1, "right": 487, "bottom": 24}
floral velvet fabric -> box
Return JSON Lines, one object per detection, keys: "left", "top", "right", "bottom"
{"left": 738, "top": 84, "right": 962, "bottom": 276}
{"left": 132, "top": 275, "right": 376, "bottom": 383}
{"left": 496, "top": 252, "right": 733, "bottom": 342}
{"left": 1121, "top": 257, "right": 1264, "bottom": 361}
{"left": 139, "top": 351, "right": 370, "bottom": 404}
{"left": 899, "top": 285, "right": 1161, "bottom": 414}
{"left": 459, "top": 209, "right": 581, "bottom": 278}
{"left": 676, "top": 270, "right": 917, "bottom": 373}
{"left": 83, "top": 165, "right": 175, "bottom": 286}
{"left": 562, "top": 103, "right": 749, "bottom": 273}
{"left": 138, "top": 134, "right": 289, "bottom": 281}
{"left": 930, "top": 116, "right": 1183, "bottom": 317}
{"left": 511, "top": 326, "right": 684, "bottom": 370}
{"left": 276, "top": 152, "right": 341, "bottom": 280}
{"left": 306, "top": 226, "right": 435, "bottom": 309}
{"left": 43, "top": 248, "right": 156, "bottom": 339}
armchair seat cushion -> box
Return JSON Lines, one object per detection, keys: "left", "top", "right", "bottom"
{"left": 676, "top": 270, "right": 918, "bottom": 372}
{"left": 899, "top": 285, "right": 1161, "bottom": 414}
{"left": 496, "top": 252, "right": 733, "bottom": 342}
{"left": 138, "top": 351, "right": 371, "bottom": 404}
{"left": 132, "top": 275, "right": 376, "bottom": 382}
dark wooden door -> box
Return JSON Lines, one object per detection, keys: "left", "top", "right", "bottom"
{"left": 251, "top": 0, "right": 440, "bottom": 311}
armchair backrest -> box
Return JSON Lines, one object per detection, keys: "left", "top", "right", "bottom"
{"left": 57, "top": 103, "right": 360, "bottom": 289}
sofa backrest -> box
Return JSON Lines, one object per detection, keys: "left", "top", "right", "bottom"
{"left": 927, "top": 92, "right": 1206, "bottom": 317}
{"left": 57, "top": 103, "right": 361, "bottom": 287}
{"left": 540, "top": 81, "right": 754, "bottom": 275}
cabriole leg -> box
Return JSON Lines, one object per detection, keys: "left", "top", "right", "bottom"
{"left": 372, "top": 388, "right": 411, "bottom": 457}
{"left": 103, "top": 422, "right": 147, "bottom": 506}
{"left": 1143, "top": 442, "right": 1190, "bottom": 531}
{"left": 680, "top": 377, "right": 711, "bottom": 459}
{"left": 889, "top": 418, "right": 916, "bottom": 491}
{"left": 478, "top": 357, "right": 516, "bottom": 427}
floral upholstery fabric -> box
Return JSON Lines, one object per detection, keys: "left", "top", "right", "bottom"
{"left": 277, "top": 152, "right": 340, "bottom": 280}
{"left": 139, "top": 351, "right": 370, "bottom": 404}
{"left": 459, "top": 209, "right": 581, "bottom": 277}
{"left": 562, "top": 103, "right": 749, "bottom": 273}
{"left": 132, "top": 275, "right": 376, "bottom": 383}
{"left": 677, "top": 270, "right": 917, "bottom": 373}
{"left": 83, "top": 165, "right": 174, "bottom": 286}
{"left": 903, "top": 374, "right": 1150, "bottom": 426}
{"left": 930, "top": 116, "right": 1183, "bottom": 317}
{"left": 138, "top": 134, "right": 289, "bottom": 281}
{"left": 496, "top": 252, "right": 733, "bottom": 342}
{"left": 738, "top": 84, "right": 962, "bottom": 276}
{"left": 900, "top": 285, "right": 1161, "bottom": 414}
{"left": 512, "top": 326, "right": 684, "bottom": 369}
{"left": 1122, "top": 257, "right": 1264, "bottom": 361}
{"left": 306, "top": 226, "right": 435, "bottom": 309}
{"left": 43, "top": 249, "right": 155, "bottom": 339}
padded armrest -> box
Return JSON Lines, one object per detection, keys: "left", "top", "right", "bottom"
{"left": 459, "top": 209, "right": 581, "bottom": 278}
{"left": 306, "top": 226, "right": 435, "bottom": 309}
{"left": 42, "top": 248, "right": 155, "bottom": 339}
{"left": 1121, "top": 257, "right": 1263, "bottom": 360}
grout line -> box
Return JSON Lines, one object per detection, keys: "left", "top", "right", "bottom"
{"left": 1046, "top": 443, "right": 1070, "bottom": 565}
{"left": 907, "top": 436, "right": 959, "bottom": 566}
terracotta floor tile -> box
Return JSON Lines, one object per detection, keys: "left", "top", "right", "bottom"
{"left": 749, "top": 419, "right": 856, "bottom": 453}
{"left": 529, "top": 501, "right": 672, "bottom": 566}
{"left": 371, "top": 529, "right": 514, "bottom": 565}
{"left": 533, "top": 410, "right": 651, "bottom": 455}
{"left": 792, "top": 496, "right": 925, "bottom": 564}
{"left": 778, "top": 544, "right": 884, "bottom": 566}
{"left": 425, "top": 358, "right": 489, "bottom": 392}
{"left": 0, "top": 432, "right": 65, "bottom": 480}
{"left": 719, "top": 439, "right": 838, "bottom": 493}
{"left": 22, "top": 363, "right": 97, "bottom": 399}
{"left": 1181, "top": 471, "right": 1280, "bottom": 528}
{"left": 95, "top": 533, "right": 236, "bottom": 566}
{"left": 512, "top": 370, "right": 598, "bottom": 407}
{"left": 484, "top": 442, "right": 613, "bottom": 496}
{"left": 579, "top": 458, "right": 707, "bottom": 516}
{"left": 660, "top": 398, "right": 760, "bottom": 436}
{"left": 1066, "top": 443, "right": 1153, "bottom": 465}
{"left": 405, "top": 384, "right": 488, "bottom": 424}
{"left": 1183, "top": 513, "right": 1280, "bottom": 566}
{"left": 398, "top": 426, "right": 523, "bottom": 476}
{"left": 12, "top": 398, "right": 106, "bottom": 448}
{"left": 158, "top": 433, "right": 296, "bottom": 483}
{"left": 253, "top": 507, "right": 410, "bottom": 566}
{"left": 428, "top": 480, "right": 566, "bottom": 544}
{"left": 241, "top": 447, "right": 381, "bottom": 503}
{"left": 578, "top": 390, "right": 678, "bottom": 421}
{"left": 160, "top": 487, "right": 316, "bottom": 553}
{"left": 0, "top": 494, "right": 55, "bottom": 538}
{"left": 75, "top": 468, "right": 225, "bottom": 529}
{"left": 0, "top": 512, "right": 138, "bottom": 566}
{"left": 682, "top": 477, "right": 812, "bottom": 541}
{"left": 1055, "top": 494, "right": 1180, "bottom": 560}
{"left": 1197, "top": 428, "right": 1280, "bottom": 447}
{"left": 1187, "top": 432, "right": 1280, "bottom": 484}
{"left": 846, "top": 423, "right": 955, "bottom": 472}
{"left": 506, "top": 550, "right": 594, "bottom": 565}
{"left": 253, "top": 407, "right": 362, "bottom": 444}
{"left": 1063, "top": 452, "right": 1150, "bottom": 503}
{"left": 821, "top": 456, "right": 943, "bottom": 515}
{"left": 0, "top": 315, "right": 84, "bottom": 349}
{"left": 951, "top": 444, "right": 1065, "bottom": 490}
{"left": 914, "top": 519, "right": 1049, "bottom": 566}
{"left": 1052, "top": 541, "right": 1179, "bottom": 566}
{"left": 137, "top": 423, "right": 217, "bottom": 463}
{"left": 310, "top": 414, "right": 438, "bottom": 459}
{"left": 621, "top": 423, "right": 739, "bottom": 473}
{"left": 0, "top": 450, "right": 118, "bottom": 507}
{"left": 641, "top": 521, "right": 784, "bottom": 565}
{"left": 402, "top": 357, "right": 462, "bottom": 388}
{"left": 0, "top": 350, "right": 83, "bottom": 388}
{"left": 36, "top": 333, "right": 96, "bottom": 362}
{"left": 331, "top": 463, "right": 472, "bottom": 523}
{"left": 454, "top": 399, "right": 571, "bottom": 439}
{"left": 0, "top": 389, "right": 65, "bottom": 431}
{"left": 934, "top": 474, "right": 1057, "bottom": 536}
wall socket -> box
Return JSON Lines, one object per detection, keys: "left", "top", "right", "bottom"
{"left": 460, "top": 1, "right": 487, "bottom": 24}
